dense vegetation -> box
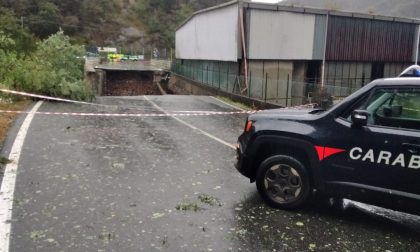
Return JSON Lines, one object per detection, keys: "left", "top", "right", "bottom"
{"left": 0, "top": 9, "right": 92, "bottom": 101}
{"left": 2, "top": 0, "right": 419, "bottom": 48}
{"left": 0, "top": 0, "right": 230, "bottom": 48}
{"left": 135, "top": 0, "right": 230, "bottom": 48}
{"left": 0, "top": 0, "right": 232, "bottom": 100}
{"left": 0, "top": 0, "right": 233, "bottom": 100}
{"left": 0, "top": 0, "right": 120, "bottom": 41}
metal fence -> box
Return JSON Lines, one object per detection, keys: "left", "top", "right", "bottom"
{"left": 172, "top": 62, "right": 361, "bottom": 107}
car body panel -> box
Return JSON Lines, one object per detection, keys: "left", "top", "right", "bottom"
{"left": 236, "top": 77, "right": 420, "bottom": 214}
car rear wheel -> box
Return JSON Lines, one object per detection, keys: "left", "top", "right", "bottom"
{"left": 256, "top": 155, "right": 311, "bottom": 210}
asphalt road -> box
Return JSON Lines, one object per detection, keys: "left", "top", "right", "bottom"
{"left": 1, "top": 95, "right": 420, "bottom": 252}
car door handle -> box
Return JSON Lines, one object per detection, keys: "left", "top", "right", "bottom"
{"left": 402, "top": 143, "right": 420, "bottom": 154}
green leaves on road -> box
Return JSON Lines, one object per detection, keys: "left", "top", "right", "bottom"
{"left": 176, "top": 194, "right": 222, "bottom": 212}
{"left": 0, "top": 155, "right": 11, "bottom": 165}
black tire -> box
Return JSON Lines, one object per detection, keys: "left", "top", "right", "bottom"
{"left": 256, "top": 155, "right": 311, "bottom": 210}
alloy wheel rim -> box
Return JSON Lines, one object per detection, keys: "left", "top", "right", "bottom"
{"left": 264, "top": 164, "right": 302, "bottom": 204}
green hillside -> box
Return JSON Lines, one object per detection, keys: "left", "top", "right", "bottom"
{"left": 0, "top": 0, "right": 229, "bottom": 101}
{"left": 0, "top": 0, "right": 230, "bottom": 48}
{"left": 2, "top": 1, "right": 419, "bottom": 48}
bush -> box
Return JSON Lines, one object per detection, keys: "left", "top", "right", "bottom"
{"left": 1, "top": 30, "right": 94, "bottom": 101}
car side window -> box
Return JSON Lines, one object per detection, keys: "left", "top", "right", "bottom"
{"left": 342, "top": 88, "right": 420, "bottom": 131}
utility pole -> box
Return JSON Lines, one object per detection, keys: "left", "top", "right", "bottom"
{"left": 321, "top": 13, "right": 329, "bottom": 88}
{"left": 416, "top": 25, "right": 420, "bottom": 65}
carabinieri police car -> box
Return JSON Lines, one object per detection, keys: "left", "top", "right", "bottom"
{"left": 236, "top": 66, "right": 420, "bottom": 215}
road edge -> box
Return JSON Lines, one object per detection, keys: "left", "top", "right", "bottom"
{"left": 210, "top": 96, "right": 246, "bottom": 112}
{"left": 0, "top": 101, "right": 43, "bottom": 252}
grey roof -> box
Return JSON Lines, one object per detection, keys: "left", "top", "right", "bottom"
{"left": 176, "top": 0, "right": 420, "bottom": 31}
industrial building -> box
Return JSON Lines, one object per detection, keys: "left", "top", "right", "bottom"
{"left": 173, "top": 0, "right": 420, "bottom": 106}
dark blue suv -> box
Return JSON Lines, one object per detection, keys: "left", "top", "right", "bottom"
{"left": 236, "top": 69, "right": 420, "bottom": 215}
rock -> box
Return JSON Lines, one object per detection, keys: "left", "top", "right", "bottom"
{"left": 121, "top": 27, "right": 146, "bottom": 39}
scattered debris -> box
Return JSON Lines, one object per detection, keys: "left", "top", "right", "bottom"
{"left": 112, "top": 162, "right": 125, "bottom": 169}
{"left": 30, "top": 230, "right": 46, "bottom": 241}
{"left": 309, "top": 243, "right": 317, "bottom": 251}
{"left": 176, "top": 202, "right": 201, "bottom": 212}
{"left": 0, "top": 156, "right": 11, "bottom": 165}
{"left": 98, "top": 232, "right": 116, "bottom": 243}
{"left": 45, "top": 238, "right": 56, "bottom": 244}
{"left": 176, "top": 194, "right": 222, "bottom": 212}
{"left": 295, "top": 221, "right": 304, "bottom": 227}
{"left": 162, "top": 235, "right": 168, "bottom": 246}
{"left": 198, "top": 194, "right": 222, "bottom": 207}
{"left": 151, "top": 212, "right": 165, "bottom": 219}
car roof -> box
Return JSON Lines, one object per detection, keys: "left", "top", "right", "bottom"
{"left": 372, "top": 77, "right": 420, "bottom": 87}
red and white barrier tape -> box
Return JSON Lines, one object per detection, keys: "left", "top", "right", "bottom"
{"left": 0, "top": 89, "right": 106, "bottom": 107}
{"left": 0, "top": 88, "right": 318, "bottom": 117}
{"left": 0, "top": 110, "right": 256, "bottom": 118}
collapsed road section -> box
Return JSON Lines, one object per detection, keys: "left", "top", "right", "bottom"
{"left": 85, "top": 60, "right": 171, "bottom": 96}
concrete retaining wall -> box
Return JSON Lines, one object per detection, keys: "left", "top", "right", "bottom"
{"left": 169, "top": 74, "right": 282, "bottom": 109}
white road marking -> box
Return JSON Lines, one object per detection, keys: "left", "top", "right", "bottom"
{"left": 0, "top": 101, "right": 43, "bottom": 252}
{"left": 210, "top": 96, "right": 246, "bottom": 112}
{"left": 144, "top": 96, "right": 236, "bottom": 150}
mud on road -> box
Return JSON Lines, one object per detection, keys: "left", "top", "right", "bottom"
{"left": 0, "top": 99, "right": 30, "bottom": 148}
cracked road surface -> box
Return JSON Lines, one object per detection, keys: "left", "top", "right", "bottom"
{"left": 1, "top": 95, "right": 420, "bottom": 251}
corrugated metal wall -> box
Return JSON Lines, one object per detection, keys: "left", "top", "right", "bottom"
{"left": 323, "top": 61, "right": 410, "bottom": 94}
{"left": 326, "top": 16, "right": 416, "bottom": 62}
{"left": 325, "top": 62, "right": 371, "bottom": 94}
{"left": 312, "top": 15, "right": 327, "bottom": 60}
{"left": 384, "top": 63, "right": 412, "bottom": 77}
{"left": 174, "top": 3, "right": 420, "bottom": 106}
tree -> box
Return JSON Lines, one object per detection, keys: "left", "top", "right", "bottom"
{"left": 28, "top": 30, "right": 92, "bottom": 100}
{"left": 0, "top": 7, "right": 36, "bottom": 54}
{"left": 26, "top": 0, "right": 61, "bottom": 38}
{"left": 135, "top": 0, "right": 231, "bottom": 48}
{"left": 1, "top": 29, "right": 93, "bottom": 101}
{"left": 35, "top": 30, "right": 85, "bottom": 82}
{"left": 0, "top": 32, "right": 18, "bottom": 89}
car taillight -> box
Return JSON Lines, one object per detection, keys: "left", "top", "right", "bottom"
{"left": 245, "top": 120, "right": 253, "bottom": 132}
